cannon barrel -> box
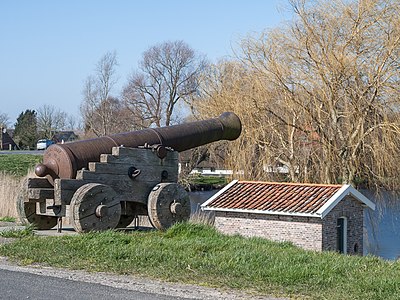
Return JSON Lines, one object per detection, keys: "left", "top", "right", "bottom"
{"left": 35, "top": 112, "right": 241, "bottom": 182}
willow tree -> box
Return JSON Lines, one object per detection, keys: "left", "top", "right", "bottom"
{"left": 244, "top": 0, "right": 400, "bottom": 189}
{"left": 196, "top": 0, "right": 400, "bottom": 190}
{"left": 193, "top": 60, "right": 277, "bottom": 181}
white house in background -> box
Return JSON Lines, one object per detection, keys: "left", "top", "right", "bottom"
{"left": 189, "top": 167, "right": 233, "bottom": 176}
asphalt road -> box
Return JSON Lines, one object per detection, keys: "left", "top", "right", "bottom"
{"left": 0, "top": 150, "right": 43, "bottom": 155}
{"left": 0, "top": 268, "right": 184, "bottom": 300}
{"left": 0, "top": 256, "right": 272, "bottom": 300}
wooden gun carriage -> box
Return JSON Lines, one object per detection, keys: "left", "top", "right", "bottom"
{"left": 17, "top": 112, "right": 241, "bottom": 233}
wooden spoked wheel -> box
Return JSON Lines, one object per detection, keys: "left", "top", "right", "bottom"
{"left": 70, "top": 183, "right": 121, "bottom": 233}
{"left": 148, "top": 183, "right": 191, "bottom": 230}
{"left": 16, "top": 178, "right": 58, "bottom": 230}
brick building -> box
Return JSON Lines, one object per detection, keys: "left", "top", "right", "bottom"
{"left": 201, "top": 181, "right": 375, "bottom": 255}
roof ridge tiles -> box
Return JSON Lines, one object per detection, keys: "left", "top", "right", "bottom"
{"left": 238, "top": 180, "right": 343, "bottom": 188}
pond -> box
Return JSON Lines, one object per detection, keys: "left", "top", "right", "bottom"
{"left": 363, "top": 190, "right": 400, "bottom": 260}
{"left": 189, "top": 190, "right": 219, "bottom": 212}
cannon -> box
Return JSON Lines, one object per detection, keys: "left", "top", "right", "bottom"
{"left": 17, "top": 112, "right": 241, "bottom": 232}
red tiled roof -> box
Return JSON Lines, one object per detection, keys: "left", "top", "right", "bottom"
{"left": 204, "top": 181, "right": 343, "bottom": 215}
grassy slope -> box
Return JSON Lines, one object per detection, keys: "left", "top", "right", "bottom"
{"left": 0, "top": 154, "right": 41, "bottom": 218}
{"left": 0, "top": 154, "right": 41, "bottom": 177}
{"left": 0, "top": 223, "right": 399, "bottom": 299}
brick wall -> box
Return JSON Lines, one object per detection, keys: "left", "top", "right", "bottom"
{"left": 213, "top": 195, "right": 365, "bottom": 254}
{"left": 214, "top": 211, "right": 323, "bottom": 251}
{"left": 322, "top": 196, "right": 364, "bottom": 255}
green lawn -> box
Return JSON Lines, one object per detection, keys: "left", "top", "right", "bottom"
{"left": 190, "top": 175, "right": 227, "bottom": 185}
{"left": 0, "top": 154, "right": 42, "bottom": 177}
{"left": 0, "top": 223, "right": 398, "bottom": 299}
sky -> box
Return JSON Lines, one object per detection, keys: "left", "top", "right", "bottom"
{"left": 0, "top": 0, "right": 291, "bottom": 126}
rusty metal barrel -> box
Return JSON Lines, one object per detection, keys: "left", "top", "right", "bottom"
{"left": 35, "top": 112, "right": 241, "bottom": 182}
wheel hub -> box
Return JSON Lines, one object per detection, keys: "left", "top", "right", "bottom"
{"left": 95, "top": 204, "right": 109, "bottom": 218}
{"left": 170, "top": 201, "right": 182, "bottom": 215}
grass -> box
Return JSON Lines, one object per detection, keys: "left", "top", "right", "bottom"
{"left": 190, "top": 175, "right": 227, "bottom": 185}
{"left": 0, "top": 216, "right": 16, "bottom": 222}
{"left": 0, "top": 225, "right": 35, "bottom": 238}
{"left": 0, "top": 222, "right": 399, "bottom": 299}
{"left": 0, "top": 154, "right": 41, "bottom": 177}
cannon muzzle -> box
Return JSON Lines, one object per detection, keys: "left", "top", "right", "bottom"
{"left": 35, "top": 112, "right": 241, "bottom": 182}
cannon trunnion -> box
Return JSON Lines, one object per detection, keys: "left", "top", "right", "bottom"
{"left": 17, "top": 112, "right": 242, "bottom": 232}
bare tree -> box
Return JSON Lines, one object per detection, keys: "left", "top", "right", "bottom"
{"left": 83, "top": 96, "right": 130, "bottom": 137}
{"left": 81, "top": 51, "right": 120, "bottom": 136}
{"left": 0, "top": 112, "right": 10, "bottom": 128}
{"left": 122, "top": 41, "right": 207, "bottom": 127}
{"left": 37, "top": 104, "right": 67, "bottom": 139}
{"left": 65, "top": 115, "right": 78, "bottom": 131}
